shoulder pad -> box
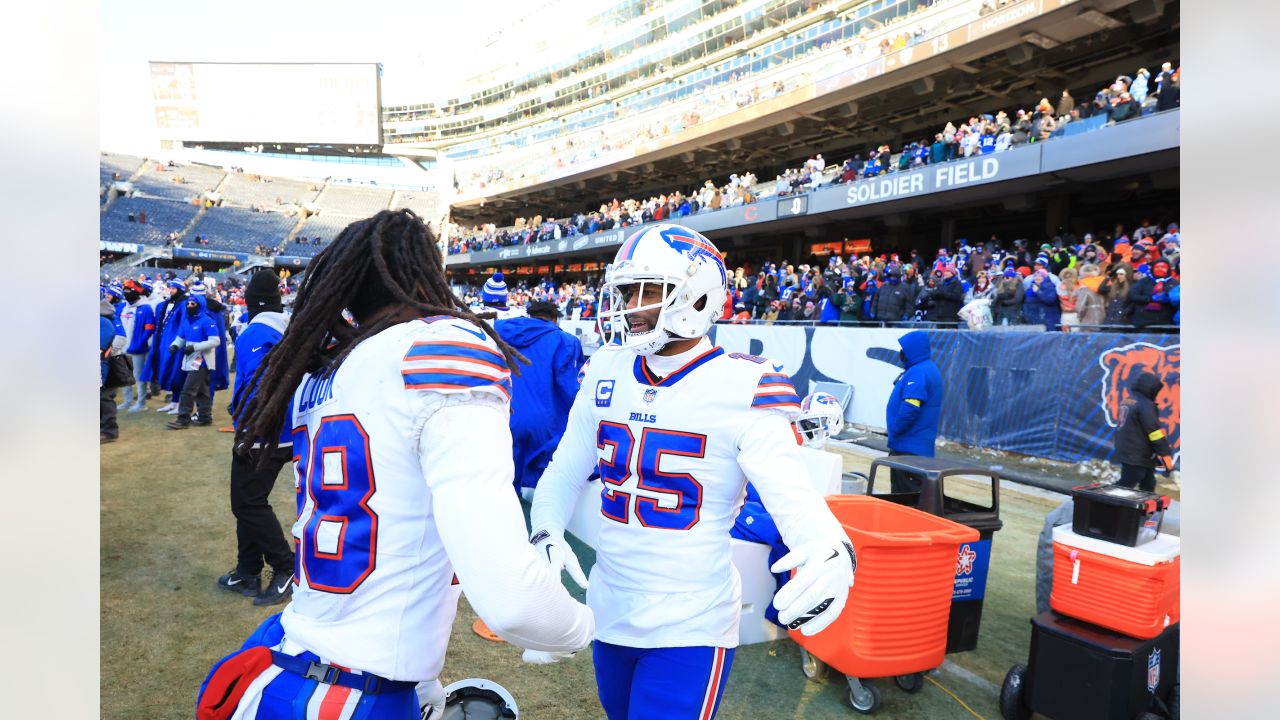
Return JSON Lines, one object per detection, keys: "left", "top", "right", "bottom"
{"left": 751, "top": 370, "right": 801, "bottom": 412}
{"left": 401, "top": 317, "right": 511, "bottom": 400}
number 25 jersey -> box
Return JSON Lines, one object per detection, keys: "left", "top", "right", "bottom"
{"left": 533, "top": 338, "right": 840, "bottom": 649}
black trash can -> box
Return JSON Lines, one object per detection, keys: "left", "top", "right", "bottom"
{"left": 1003, "top": 611, "right": 1179, "bottom": 720}
{"left": 865, "top": 455, "right": 1003, "bottom": 653}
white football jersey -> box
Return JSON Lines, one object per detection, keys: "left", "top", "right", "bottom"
{"left": 281, "top": 315, "right": 512, "bottom": 681}
{"left": 533, "top": 337, "right": 846, "bottom": 649}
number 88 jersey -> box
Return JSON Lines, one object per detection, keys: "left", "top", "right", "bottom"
{"left": 548, "top": 338, "right": 804, "bottom": 649}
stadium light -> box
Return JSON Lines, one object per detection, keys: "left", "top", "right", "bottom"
{"left": 1022, "top": 32, "right": 1061, "bottom": 50}
{"left": 1078, "top": 8, "right": 1125, "bottom": 29}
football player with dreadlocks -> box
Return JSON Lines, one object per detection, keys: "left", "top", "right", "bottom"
{"left": 529, "top": 224, "right": 856, "bottom": 719}
{"left": 198, "top": 209, "right": 593, "bottom": 719}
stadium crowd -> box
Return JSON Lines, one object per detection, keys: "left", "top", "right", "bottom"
{"left": 452, "top": 215, "right": 1181, "bottom": 333}
{"left": 446, "top": 59, "right": 1179, "bottom": 255}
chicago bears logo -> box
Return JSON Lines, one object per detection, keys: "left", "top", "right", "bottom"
{"left": 1098, "top": 342, "right": 1180, "bottom": 463}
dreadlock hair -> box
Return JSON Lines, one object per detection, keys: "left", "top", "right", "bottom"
{"left": 234, "top": 208, "right": 526, "bottom": 463}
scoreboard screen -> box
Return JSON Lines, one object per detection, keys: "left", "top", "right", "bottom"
{"left": 149, "top": 62, "right": 381, "bottom": 145}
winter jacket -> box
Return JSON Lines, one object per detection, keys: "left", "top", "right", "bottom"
{"left": 1023, "top": 278, "right": 1060, "bottom": 329}
{"left": 1169, "top": 284, "right": 1180, "bottom": 325}
{"left": 142, "top": 292, "right": 187, "bottom": 392}
{"left": 1127, "top": 275, "right": 1179, "bottom": 328}
{"left": 100, "top": 302, "right": 125, "bottom": 386}
{"left": 886, "top": 330, "right": 943, "bottom": 456}
{"left": 119, "top": 300, "right": 156, "bottom": 355}
{"left": 230, "top": 311, "right": 291, "bottom": 446}
{"left": 1073, "top": 285, "right": 1106, "bottom": 326}
{"left": 873, "top": 282, "right": 913, "bottom": 323}
{"left": 1113, "top": 371, "right": 1174, "bottom": 468}
{"left": 928, "top": 277, "right": 965, "bottom": 323}
{"left": 992, "top": 279, "right": 1025, "bottom": 325}
{"left": 171, "top": 295, "right": 222, "bottom": 372}
{"left": 495, "top": 316, "right": 586, "bottom": 492}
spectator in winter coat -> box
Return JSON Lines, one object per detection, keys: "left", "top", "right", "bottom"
{"left": 166, "top": 294, "right": 221, "bottom": 429}
{"left": 885, "top": 330, "right": 944, "bottom": 491}
{"left": 966, "top": 272, "right": 995, "bottom": 303}
{"left": 222, "top": 270, "right": 294, "bottom": 606}
{"left": 1169, "top": 283, "right": 1180, "bottom": 325}
{"left": 1057, "top": 267, "right": 1081, "bottom": 331}
{"left": 1023, "top": 269, "right": 1061, "bottom": 330}
{"left": 1127, "top": 257, "right": 1179, "bottom": 328}
{"left": 991, "top": 270, "right": 1025, "bottom": 325}
{"left": 927, "top": 267, "right": 965, "bottom": 323}
{"left": 495, "top": 301, "right": 586, "bottom": 496}
{"left": 1099, "top": 265, "right": 1134, "bottom": 328}
{"left": 1074, "top": 264, "right": 1107, "bottom": 328}
{"left": 118, "top": 279, "right": 156, "bottom": 412}
{"left": 100, "top": 300, "right": 126, "bottom": 444}
{"left": 874, "top": 267, "right": 914, "bottom": 323}
{"left": 1113, "top": 370, "right": 1176, "bottom": 492}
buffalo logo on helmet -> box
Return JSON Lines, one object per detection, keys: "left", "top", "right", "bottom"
{"left": 656, "top": 226, "right": 727, "bottom": 285}
{"left": 1098, "top": 342, "right": 1180, "bottom": 464}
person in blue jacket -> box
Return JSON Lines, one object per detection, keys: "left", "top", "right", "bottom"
{"left": 190, "top": 282, "right": 232, "bottom": 398}
{"left": 166, "top": 293, "right": 221, "bottom": 429}
{"left": 886, "top": 330, "right": 943, "bottom": 492}
{"left": 493, "top": 299, "right": 586, "bottom": 497}
{"left": 218, "top": 270, "right": 295, "bottom": 606}
{"left": 144, "top": 279, "right": 189, "bottom": 413}
{"left": 119, "top": 279, "right": 156, "bottom": 412}
{"left": 1169, "top": 282, "right": 1180, "bottom": 325}
{"left": 1023, "top": 268, "right": 1061, "bottom": 331}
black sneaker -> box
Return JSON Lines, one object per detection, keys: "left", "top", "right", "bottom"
{"left": 254, "top": 570, "right": 293, "bottom": 606}
{"left": 217, "top": 569, "right": 261, "bottom": 597}
{"left": 166, "top": 419, "right": 191, "bottom": 430}
{"left": 192, "top": 419, "right": 213, "bottom": 427}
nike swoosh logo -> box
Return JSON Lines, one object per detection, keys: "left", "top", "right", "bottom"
{"left": 226, "top": 578, "right": 243, "bottom": 585}
{"left": 250, "top": 346, "right": 264, "bottom": 353}
{"left": 826, "top": 550, "right": 839, "bottom": 561}
{"left": 274, "top": 581, "right": 289, "bottom": 593}
{"left": 456, "top": 325, "right": 487, "bottom": 340}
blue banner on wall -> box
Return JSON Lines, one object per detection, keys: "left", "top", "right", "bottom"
{"left": 701, "top": 325, "right": 1179, "bottom": 467}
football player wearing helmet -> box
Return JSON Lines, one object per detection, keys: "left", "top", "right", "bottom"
{"left": 530, "top": 224, "right": 856, "bottom": 719}
{"left": 794, "top": 391, "right": 845, "bottom": 449}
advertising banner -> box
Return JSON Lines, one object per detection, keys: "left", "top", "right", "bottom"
{"left": 560, "top": 321, "right": 1179, "bottom": 467}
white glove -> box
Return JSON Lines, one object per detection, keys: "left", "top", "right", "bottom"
{"left": 530, "top": 528, "right": 589, "bottom": 589}
{"left": 770, "top": 539, "right": 857, "bottom": 636}
{"left": 522, "top": 648, "right": 578, "bottom": 665}
{"left": 415, "top": 679, "right": 445, "bottom": 719}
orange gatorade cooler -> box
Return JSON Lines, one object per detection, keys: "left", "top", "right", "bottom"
{"left": 792, "top": 495, "right": 979, "bottom": 678}
{"left": 1050, "top": 525, "right": 1180, "bottom": 639}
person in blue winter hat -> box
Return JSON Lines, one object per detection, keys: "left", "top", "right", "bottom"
{"left": 481, "top": 272, "right": 526, "bottom": 319}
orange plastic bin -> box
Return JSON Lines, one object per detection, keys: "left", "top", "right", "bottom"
{"left": 791, "top": 495, "right": 978, "bottom": 705}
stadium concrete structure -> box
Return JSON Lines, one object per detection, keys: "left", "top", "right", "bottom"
{"left": 100, "top": 0, "right": 1178, "bottom": 283}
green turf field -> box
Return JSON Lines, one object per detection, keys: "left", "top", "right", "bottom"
{"left": 101, "top": 396, "right": 1061, "bottom": 719}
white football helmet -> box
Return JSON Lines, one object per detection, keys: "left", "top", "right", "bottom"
{"left": 794, "top": 392, "right": 845, "bottom": 448}
{"left": 598, "top": 224, "right": 729, "bottom": 355}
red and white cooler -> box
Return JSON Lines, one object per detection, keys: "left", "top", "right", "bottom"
{"left": 1050, "top": 525, "right": 1180, "bottom": 639}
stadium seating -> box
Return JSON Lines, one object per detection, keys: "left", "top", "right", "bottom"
{"left": 315, "top": 185, "right": 393, "bottom": 217}
{"left": 100, "top": 152, "right": 144, "bottom": 185}
{"left": 100, "top": 197, "right": 200, "bottom": 247}
{"left": 219, "top": 173, "right": 321, "bottom": 208}
{"left": 187, "top": 207, "right": 299, "bottom": 254}
{"left": 296, "top": 213, "right": 355, "bottom": 245}
{"left": 132, "top": 163, "right": 227, "bottom": 201}
{"left": 392, "top": 191, "right": 439, "bottom": 219}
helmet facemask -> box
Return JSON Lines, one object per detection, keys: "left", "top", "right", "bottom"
{"left": 599, "top": 270, "right": 699, "bottom": 356}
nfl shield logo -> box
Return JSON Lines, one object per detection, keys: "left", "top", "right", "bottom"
{"left": 643, "top": 388, "right": 658, "bottom": 404}
{"left": 1146, "top": 648, "right": 1161, "bottom": 693}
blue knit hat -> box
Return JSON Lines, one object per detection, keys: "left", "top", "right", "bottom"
{"left": 167, "top": 279, "right": 186, "bottom": 292}
{"left": 190, "top": 282, "right": 207, "bottom": 296}
{"left": 481, "top": 272, "right": 508, "bottom": 306}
